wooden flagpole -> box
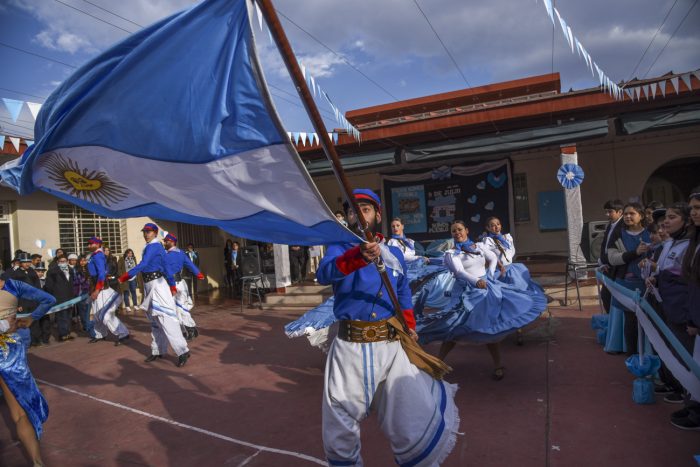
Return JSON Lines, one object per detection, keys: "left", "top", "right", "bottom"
{"left": 256, "top": 0, "right": 409, "bottom": 330}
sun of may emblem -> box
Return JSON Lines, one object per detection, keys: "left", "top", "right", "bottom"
{"left": 43, "top": 153, "right": 129, "bottom": 206}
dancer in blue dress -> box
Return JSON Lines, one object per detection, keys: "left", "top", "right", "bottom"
{"left": 0, "top": 277, "right": 56, "bottom": 466}
{"left": 480, "top": 216, "right": 548, "bottom": 344}
{"left": 605, "top": 202, "right": 652, "bottom": 354}
{"left": 416, "top": 220, "right": 546, "bottom": 380}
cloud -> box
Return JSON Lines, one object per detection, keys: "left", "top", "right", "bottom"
{"left": 298, "top": 52, "right": 346, "bottom": 78}
{"left": 35, "top": 30, "right": 93, "bottom": 55}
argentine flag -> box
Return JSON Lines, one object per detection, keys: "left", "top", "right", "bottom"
{"left": 0, "top": 0, "right": 358, "bottom": 246}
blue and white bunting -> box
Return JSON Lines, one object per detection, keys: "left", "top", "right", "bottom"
{"left": 2, "top": 98, "right": 24, "bottom": 123}
{"left": 0, "top": 0, "right": 358, "bottom": 246}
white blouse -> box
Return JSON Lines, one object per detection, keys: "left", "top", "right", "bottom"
{"left": 481, "top": 233, "right": 515, "bottom": 263}
{"left": 443, "top": 244, "right": 497, "bottom": 285}
{"left": 387, "top": 237, "right": 421, "bottom": 262}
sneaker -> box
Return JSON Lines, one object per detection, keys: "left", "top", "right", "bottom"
{"left": 663, "top": 392, "right": 685, "bottom": 404}
{"left": 654, "top": 384, "right": 674, "bottom": 395}
{"left": 670, "top": 416, "right": 700, "bottom": 431}
{"left": 671, "top": 407, "right": 690, "bottom": 420}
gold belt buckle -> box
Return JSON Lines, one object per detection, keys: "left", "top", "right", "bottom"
{"left": 361, "top": 325, "right": 381, "bottom": 342}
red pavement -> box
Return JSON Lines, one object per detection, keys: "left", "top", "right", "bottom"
{"left": 0, "top": 292, "right": 698, "bottom": 466}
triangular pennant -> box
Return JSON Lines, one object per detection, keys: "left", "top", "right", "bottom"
{"left": 26, "top": 102, "right": 42, "bottom": 121}
{"left": 254, "top": 1, "right": 263, "bottom": 31}
{"left": 292, "top": 132, "right": 300, "bottom": 145}
{"left": 287, "top": 131, "right": 292, "bottom": 141}
{"left": 566, "top": 26, "right": 574, "bottom": 53}
{"left": 9, "top": 137, "right": 20, "bottom": 152}
{"left": 2, "top": 98, "right": 24, "bottom": 123}
{"left": 554, "top": 9, "right": 571, "bottom": 49}
{"left": 660, "top": 80, "right": 667, "bottom": 97}
{"left": 25, "top": 140, "right": 33, "bottom": 147}
{"left": 575, "top": 37, "right": 583, "bottom": 57}
{"left": 310, "top": 75, "right": 316, "bottom": 97}
{"left": 332, "top": 132, "right": 339, "bottom": 144}
{"left": 543, "top": 0, "right": 555, "bottom": 25}
{"left": 680, "top": 72, "right": 692, "bottom": 92}
{"left": 267, "top": 26, "right": 273, "bottom": 44}
{"left": 0, "top": 135, "right": 5, "bottom": 151}
{"left": 299, "top": 132, "right": 307, "bottom": 146}
{"left": 693, "top": 70, "right": 700, "bottom": 84}
{"left": 300, "top": 63, "right": 306, "bottom": 80}
{"left": 634, "top": 86, "right": 641, "bottom": 101}
{"left": 624, "top": 88, "right": 634, "bottom": 100}
{"left": 594, "top": 63, "right": 604, "bottom": 86}
{"left": 651, "top": 82, "right": 657, "bottom": 99}
{"left": 670, "top": 76, "right": 679, "bottom": 94}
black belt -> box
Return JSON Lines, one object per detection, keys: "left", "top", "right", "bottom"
{"left": 142, "top": 271, "right": 163, "bottom": 283}
{"left": 173, "top": 272, "right": 182, "bottom": 282}
{"left": 337, "top": 319, "right": 397, "bottom": 343}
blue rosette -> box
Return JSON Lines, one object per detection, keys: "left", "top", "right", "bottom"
{"left": 557, "top": 163, "right": 585, "bottom": 189}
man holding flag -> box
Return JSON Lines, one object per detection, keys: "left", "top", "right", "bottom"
{"left": 317, "top": 189, "right": 459, "bottom": 466}
{"left": 120, "top": 224, "right": 190, "bottom": 368}
{"left": 163, "top": 233, "right": 204, "bottom": 341}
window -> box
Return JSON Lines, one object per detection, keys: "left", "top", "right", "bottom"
{"left": 176, "top": 222, "right": 215, "bottom": 248}
{"left": 58, "top": 204, "right": 126, "bottom": 255}
{"left": 513, "top": 173, "right": 530, "bottom": 222}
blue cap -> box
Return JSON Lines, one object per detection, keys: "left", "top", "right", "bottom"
{"left": 353, "top": 189, "right": 381, "bottom": 209}
{"left": 164, "top": 233, "right": 177, "bottom": 243}
{"left": 88, "top": 236, "right": 103, "bottom": 245}
{"left": 141, "top": 222, "right": 159, "bottom": 232}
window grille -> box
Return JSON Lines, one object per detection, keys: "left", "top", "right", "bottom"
{"left": 513, "top": 173, "right": 531, "bottom": 222}
{"left": 58, "top": 204, "right": 126, "bottom": 255}
{"left": 176, "top": 222, "right": 215, "bottom": 248}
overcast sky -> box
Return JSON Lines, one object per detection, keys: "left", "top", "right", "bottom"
{"left": 1, "top": 0, "right": 698, "bottom": 140}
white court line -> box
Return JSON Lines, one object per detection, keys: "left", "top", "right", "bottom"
{"left": 36, "top": 379, "right": 326, "bottom": 466}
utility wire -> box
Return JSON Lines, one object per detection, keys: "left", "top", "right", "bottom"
{"left": 78, "top": 0, "right": 144, "bottom": 29}
{"left": 412, "top": 0, "right": 501, "bottom": 135}
{"left": 624, "top": 0, "right": 679, "bottom": 84}
{"left": 52, "top": 0, "right": 135, "bottom": 34}
{"left": 0, "top": 42, "right": 78, "bottom": 69}
{"left": 275, "top": 9, "right": 399, "bottom": 101}
{"left": 643, "top": 0, "right": 698, "bottom": 78}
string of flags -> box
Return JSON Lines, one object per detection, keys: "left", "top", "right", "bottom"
{"left": 538, "top": 1, "right": 699, "bottom": 101}
{"left": 251, "top": 2, "right": 361, "bottom": 142}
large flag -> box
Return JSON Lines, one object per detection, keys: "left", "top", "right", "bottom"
{"left": 0, "top": 0, "right": 358, "bottom": 246}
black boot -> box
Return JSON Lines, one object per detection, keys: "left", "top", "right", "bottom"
{"left": 176, "top": 352, "right": 191, "bottom": 367}
{"left": 144, "top": 354, "right": 162, "bottom": 363}
{"left": 115, "top": 335, "right": 130, "bottom": 346}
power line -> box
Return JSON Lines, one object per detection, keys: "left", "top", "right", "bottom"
{"left": 624, "top": 0, "right": 679, "bottom": 83}
{"left": 52, "top": 0, "right": 135, "bottom": 34}
{"left": 643, "top": 0, "right": 698, "bottom": 78}
{"left": 412, "top": 0, "right": 501, "bottom": 135}
{"left": 0, "top": 41, "right": 78, "bottom": 68}
{"left": 78, "top": 0, "right": 144, "bottom": 29}
{"left": 275, "top": 9, "right": 399, "bottom": 101}
{"left": 0, "top": 87, "right": 48, "bottom": 101}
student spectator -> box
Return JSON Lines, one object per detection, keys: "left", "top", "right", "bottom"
{"left": 73, "top": 255, "right": 93, "bottom": 337}
{"left": 48, "top": 248, "right": 65, "bottom": 271}
{"left": 334, "top": 210, "right": 348, "bottom": 227}
{"left": 43, "top": 254, "right": 76, "bottom": 342}
{"left": 605, "top": 202, "right": 651, "bottom": 355}
{"left": 103, "top": 247, "right": 120, "bottom": 292}
{"left": 599, "top": 199, "right": 625, "bottom": 313}
{"left": 183, "top": 243, "right": 200, "bottom": 298}
{"left": 118, "top": 249, "right": 139, "bottom": 313}
{"left": 10, "top": 253, "right": 49, "bottom": 346}
{"left": 645, "top": 200, "right": 664, "bottom": 225}
{"left": 673, "top": 190, "right": 700, "bottom": 430}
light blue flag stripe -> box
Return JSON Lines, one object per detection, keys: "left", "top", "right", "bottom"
{"left": 0, "top": 0, "right": 359, "bottom": 247}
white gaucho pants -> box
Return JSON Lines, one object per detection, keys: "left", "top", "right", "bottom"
{"left": 323, "top": 338, "right": 460, "bottom": 467}
{"left": 91, "top": 287, "right": 129, "bottom": 339}
{"left": 140, "top": 277, "right": 189, "bottom": 357}
{"left": 174, "top": 280, "right": 196, "bottom": 328}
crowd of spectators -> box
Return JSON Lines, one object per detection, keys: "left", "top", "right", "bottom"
{"left": 597, "top": 190, "right": 700, "bottom": 431}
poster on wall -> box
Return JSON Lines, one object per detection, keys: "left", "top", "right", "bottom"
{"left": 390, "top": 185, "right": 427, "bottom": 233}
{"left": 382, "top": 160, "right": 513, "bottom": 244}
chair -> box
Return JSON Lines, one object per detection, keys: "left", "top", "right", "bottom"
{"left": 240, "top": 274, "right": 266, "bottom": 312}
{"left": 563, "top": 245, "right": 599, "bottom": 311}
